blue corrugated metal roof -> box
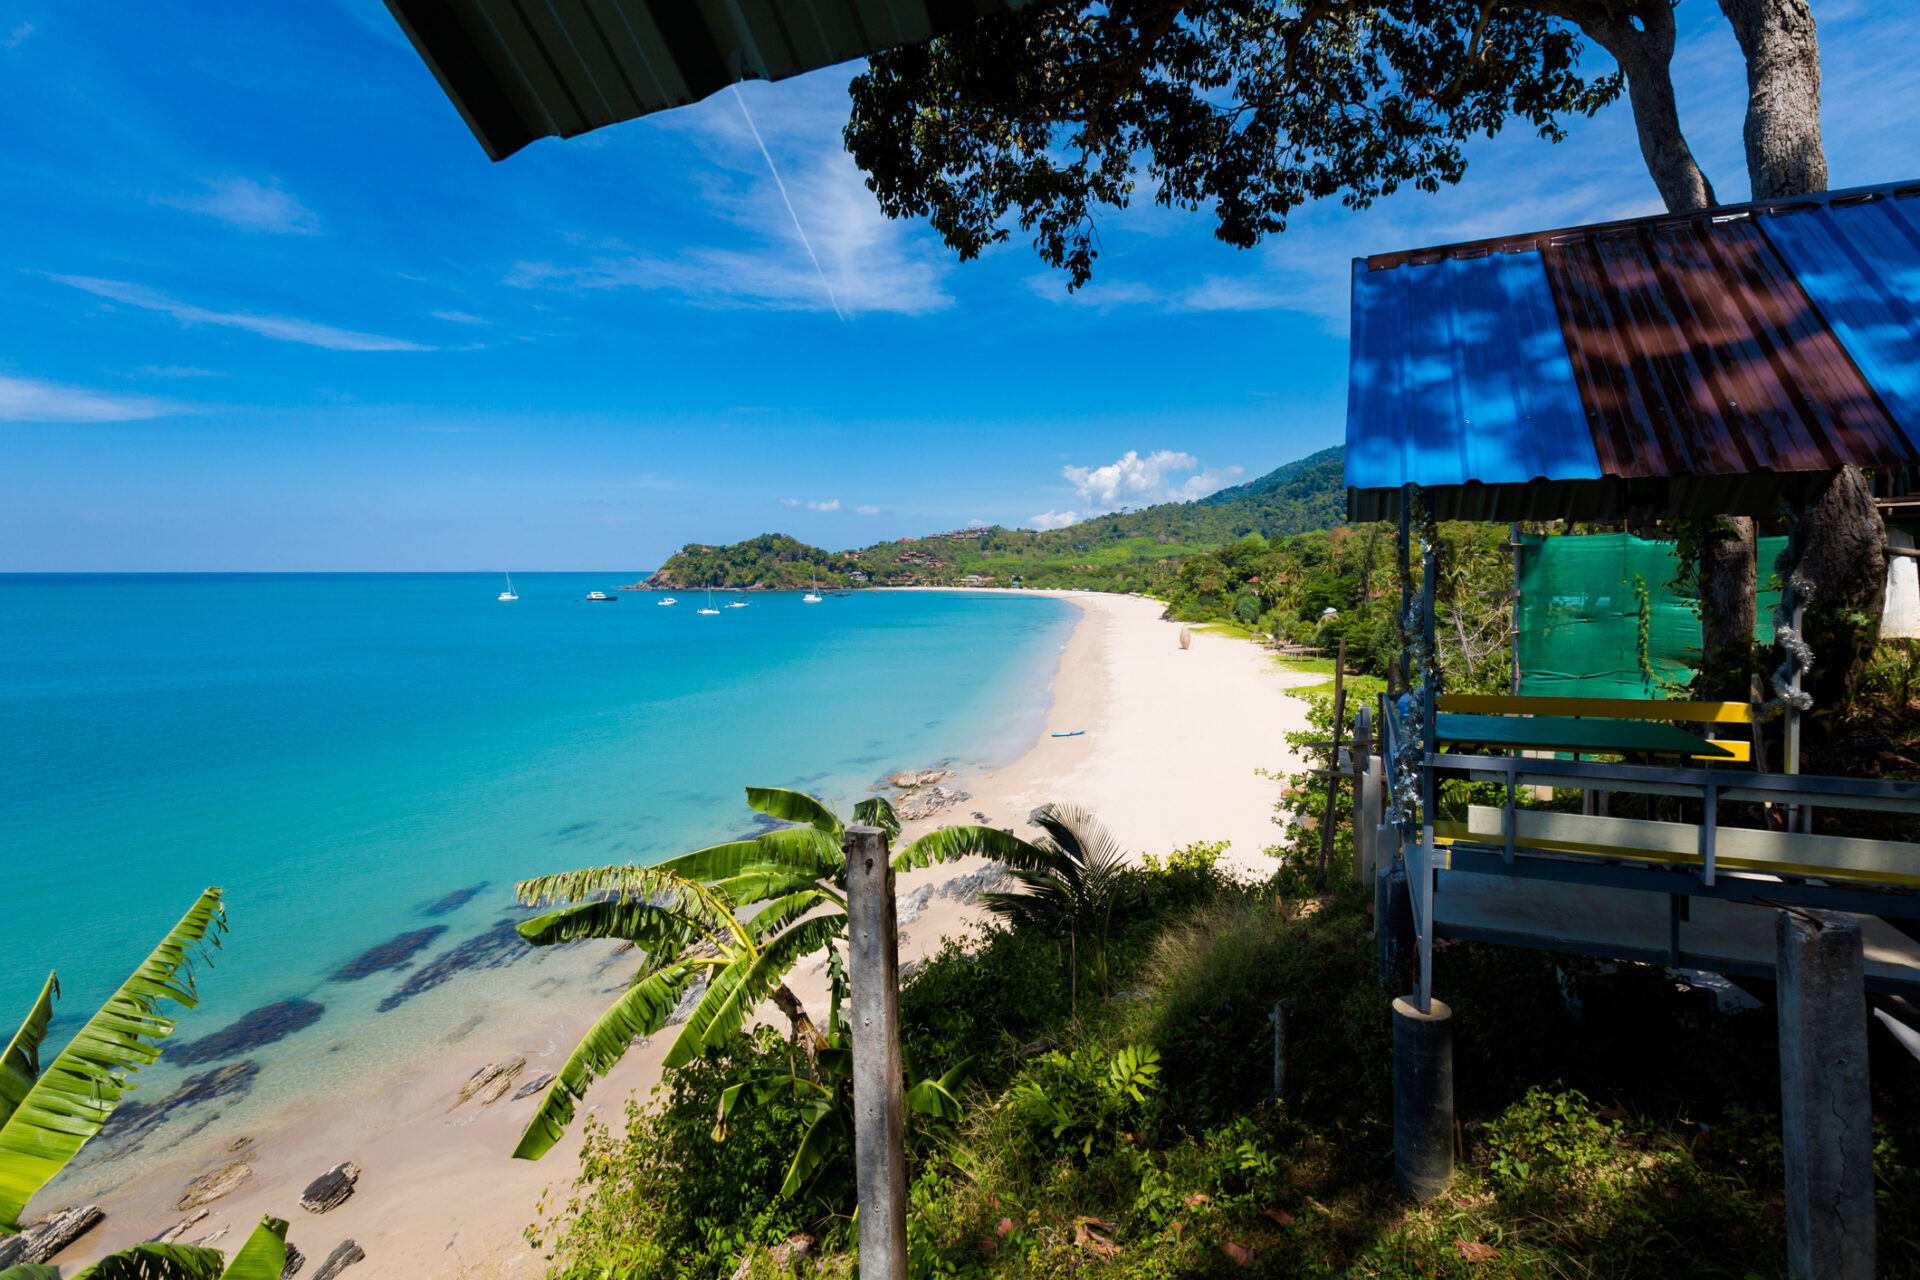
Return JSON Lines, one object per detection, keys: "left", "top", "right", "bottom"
{"left": 1345, "top": 250, "right": 1599, "bottom": 496}
{"left": 1345, "top": 180, "right": 1920, "bottom": 522}
{"left": 1761, "top": 195, "right": 1920, "bottom": 447}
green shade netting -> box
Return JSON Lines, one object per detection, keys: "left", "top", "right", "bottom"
{"left": 1515, "top": 533, "right": 1787, "bottom": 698}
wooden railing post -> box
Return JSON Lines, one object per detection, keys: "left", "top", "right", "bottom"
{"left": 844, "top": 825, "right": 907, "bottom": 1280}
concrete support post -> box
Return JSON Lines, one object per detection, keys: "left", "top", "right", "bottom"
{"left": 1376, "top": 864, "right": 1414, "bottom": 995}
{"left": 845, "top": 825, "right": 907, "bottom": 1280}
{"left": 1392, "top": 996, "right": 1453, "bottom": 1200}
{"left": 1775, "top": 909, "right": 1874, "bottom": 1280}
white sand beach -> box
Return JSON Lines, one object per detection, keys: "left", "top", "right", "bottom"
{"left": 48, "top": 592, "right": 1319, "bottom": 1277}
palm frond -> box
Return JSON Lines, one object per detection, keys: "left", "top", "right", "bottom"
{"left": 0, "top": 974, "right": 57, "bottom": 1132}
{"left": 708, "top": 872, "right": 827, "bottom": 911}
{"left": 67, "top": 1242, "right": 227, "bottom": 1279}
{"left": 512, "top": 958, "right": 703, "bottom": 1160}
{"left": 214, "top": 1216, "right": 288, "bottom": 1280}
{"left": 0, "top": 1264, "right": 61, "bottom": 1279}
{"left": 745, "top": 788, "right": 841, "bottom": 833}
{"left": 662, "top": 914, "right": 846, "bottom": 1069}
{"left": 515, "top": 900, "right": 708, "bottom": 956}
{"left": 852, "top": 796, "right": 901, "bottom": 840}
{"left": 0, "top": 888, "right": 225, "bottom": 1233}
{"left": 892, "top": 825, "right": 1049, "bottom": 874}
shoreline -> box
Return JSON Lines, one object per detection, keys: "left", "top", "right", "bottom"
{"left": 46, "top": 592, "right": 1317, "bottom": 1276}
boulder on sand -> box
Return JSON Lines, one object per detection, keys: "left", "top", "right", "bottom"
{"left": 452, "top": 1057, "right": 525, "bottom": 1109}
{"left": 177, "top": 1158, "right": 252, "bottom": 1210}
{"left": 280, "top": 1241, "right": 307, "bottom": 1278}
{"left": 300, "top": 1161, "right": 362, "bottom": 1213}
{"left": 312, "top": 1239, "right": 365, "bottom": 1280}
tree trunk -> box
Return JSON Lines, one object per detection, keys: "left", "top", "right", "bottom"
{"left": 1796, "top": 466, "right": 1886, "bottom": 714}
{"left": 1543, "top": 1, "right": 1717, "bottom": 212}
{"left": 1700, "top": 516, "right": 1758, "bottom": 697}
{"left": 1718, "top": 0, "right": 1826, "bottom": 198}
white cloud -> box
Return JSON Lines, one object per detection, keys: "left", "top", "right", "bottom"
{"left": 167, "top": 176, "right": 321, "bottom": 235}
{"left": 0, "top": 373, "right": 174, "bottom": 422}
{"left": 1062, "top": 449, "right": 1242, "bottom": 511}
{"left": 6, "top": 22, "right": 33, "bottom": 48}
{"left": 1030, "top": 510, "right": 1082, "bottom": 531}
{"left": 53, "top": 276, "right": 431, "bottom": 352}
{"left": 137, "top": 365, "right": 223, "bottom": 378}
{"left": 966, "top": 518, "right": 989, "bottom": 529}
{"left": 781, "top": 497, "right": 840, "bottom": 512}
{"left": 856, "top": 505, "right": 882, "bottom": 516}
{"left": 432, "top": 310, "right": 488, "bottom": 325}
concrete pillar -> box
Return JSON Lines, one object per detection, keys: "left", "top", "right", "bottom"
{"left": 1376, "top": 864, "right": 1414, "bottom": 995}
{"left": 1775, "top": 909, "right": 1874, "bottom": 1280}
{"left": 845, "top": 825, "right": 907, "bottom": 1280}
{"left": 1392, "top": 996, "right": 1453, "bottom": 1200}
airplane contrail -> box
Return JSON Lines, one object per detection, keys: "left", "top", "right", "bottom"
{"left": 731, "top": 86, "right": 845, "bottom": 322}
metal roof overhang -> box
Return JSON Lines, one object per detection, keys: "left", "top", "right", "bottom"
{"left": 1344, "top": 180, "right": 1920, "bottom": 524}
{"left": 383, "top": 0, "right": 1026, "bottom": 161}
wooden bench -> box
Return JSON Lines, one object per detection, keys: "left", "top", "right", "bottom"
{"left": 1437, "top": 694, "right": 1758, "bottom": 764}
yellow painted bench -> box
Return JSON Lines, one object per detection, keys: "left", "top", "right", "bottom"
{"left": 1437, "top": 694, "right": 1755, "bottom": 764}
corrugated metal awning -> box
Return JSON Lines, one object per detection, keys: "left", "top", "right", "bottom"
{"left": 1345, "top": 180, "right": 1920, "bottom": 522}
{"left": 384, "top": 0, "right": 1025, "bottom": 161}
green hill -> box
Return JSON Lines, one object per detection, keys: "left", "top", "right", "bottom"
{"left": 644, "top": 445, "right": 1349, "bottom": 592}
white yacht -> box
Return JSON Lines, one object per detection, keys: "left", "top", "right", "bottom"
{"left": 657, "top": 595, "right": 677, "bottom": 606}
{"left": 726, "top": 596, "right": 749, "bottom": 608}
{"left": 498, "top": 572, "right": 518, "bottom": 601}
{"left": 586, "top": 590, "right": 614, "bottom": 602}
{"left": 803, "top": 573, "right": 823, "bottom": 604}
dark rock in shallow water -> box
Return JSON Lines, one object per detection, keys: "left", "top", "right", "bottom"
{"left": 313, "top": 1239, "right": 365, "bottom": 1280}
{"left": 300, "top": 1161, "right": 360, "bottom": 1213}
{"left": 331, "top": 926, "right": 448, "bottom": 981}
{"left": 418, "top": 882, "right": 488, "bottom": 917}
{"left": 172, "top": 1000, "right": 325, "bottom": 1065}
{"left": 376, "top": 918, "right": 529, "bottom": 1013}
{"left": 0, "top": 1205, "right": 103, "bottom": 1266}
{"left": 103, "top": 1061, "right": 261, "bottom": 1150}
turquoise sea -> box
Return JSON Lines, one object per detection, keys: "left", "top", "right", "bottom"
{"left": 2, "top": 574, "right": 1073, "bottom": 1134}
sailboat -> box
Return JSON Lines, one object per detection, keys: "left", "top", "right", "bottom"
{"left": 697, "top": 590, "right": 721, "bottom": 616}
{"left": 498, "top": 572, "right": 518, "bottom": 601}
{"left": 803, "top": 573, "right": 823, "bottom": 604}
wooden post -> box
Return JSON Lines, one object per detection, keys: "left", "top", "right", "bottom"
{"left": 1270, "top": 999, "right": 1291, "bottom": 1100}
{"left": 1317, "top": 638, "right": 1348, "bottom": 884}
{"left": 844, "top": 825, "right": 907, "bottom": 1280}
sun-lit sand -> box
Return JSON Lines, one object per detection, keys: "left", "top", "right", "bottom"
{"left": 49, "top": 592, "right": 1319, "bottom": 1277}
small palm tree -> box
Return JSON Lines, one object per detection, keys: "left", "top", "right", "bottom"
{"left": 1, "top": 889, "right": 225, "bottom": 1236}
{"left": 913, "top": 804, "right": 1134, "bottom": 1008}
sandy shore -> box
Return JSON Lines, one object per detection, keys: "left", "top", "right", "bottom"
{"left": 48, "top": 592, "right": 1318, "bottom": 1277}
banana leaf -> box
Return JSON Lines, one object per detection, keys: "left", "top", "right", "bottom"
{"left": 750, "top": 828, "right": 844, "bottom": 877}
{"left": 0, "top": 1265, "right": 60, "bottom": 1279}
{"left": 905, "top": 1055, "right": 977, "bottom": 1123}
{"left": 215, "top": 1215, "right": 288, "bottom": 1280}
{"left": 708, "top": 872, "right": 827, "bottom": 911}
{"left": 740, "top": 890, "right": 829, "bottom": 945}
{"left": 778, "top": 1108, "right": 848, "bottom": 1197}
{"left": 67, "top": 1243, "right": 227, "bottom": 1278}
{"left": 0, "top": 887, "right": 225, "bottom": 1232}
{"left": 0, "top": 975, "right": 57, "bottom": 1131}
{"left": 650, "top": 840, "right": 778, "bottom": 882}
{"left": 745, "top": 788, "right": 840, "bottom": 833}
{"left": 852, "top": 796, "right": 901, "bottom": 840}
{"left": 516, "top": 900, "right": 708, "bottom": 955}
{"left": 661, "top": 914, "right": 846, "bottom": 1069}
{"left": 892, "top": 825, "right": 1048, "bottom": 874}
{"left": 513, "top": 956, "right": 703, "bottom": 1160}
{"left": 514, "top": 866, "right": 746, "bottom": 949}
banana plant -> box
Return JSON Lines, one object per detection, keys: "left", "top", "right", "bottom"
{"left": 0, "top": 888, "right": 226, "bottom": 1235}
{"left": 712, "top": 949, "right": 973, "bottom": 1198}
{"left": 509, "top": 787, "right": 903, "bottom": 1160}
{"left": 0, "top": 1214, "right": 291, "bottom": 1280}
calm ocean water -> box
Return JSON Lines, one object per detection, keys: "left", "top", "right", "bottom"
{"left": 1, "top": 575, "right": 1073, "bottom": 1096}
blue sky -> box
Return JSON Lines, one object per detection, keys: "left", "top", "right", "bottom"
{"left": 2, "top": 1, "right": 1917, "bottom": 570}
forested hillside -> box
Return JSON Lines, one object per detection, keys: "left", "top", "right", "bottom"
{"left": 643, "top": 446, "right": 1349, "bottom": 594}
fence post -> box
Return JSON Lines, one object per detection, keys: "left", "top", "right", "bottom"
{"left": 844, "top": 825, "right": 907, "bottom": 1280}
